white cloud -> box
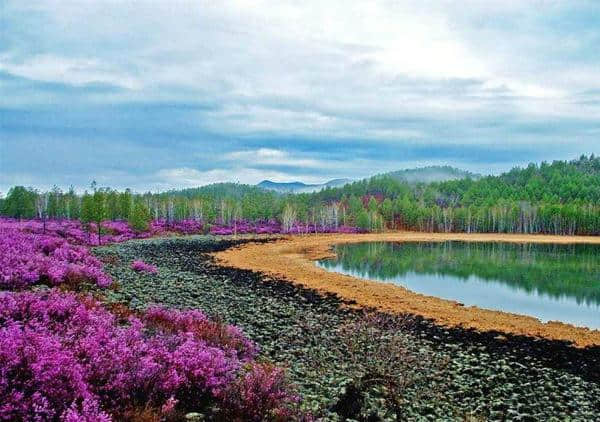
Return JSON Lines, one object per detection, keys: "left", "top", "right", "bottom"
{"left": 3, "top": 0, "right": 600, "bottom": 190}
{"left": 224, "top": 148, "right": 329, "bottom": 168}
{"left": 154, "top": 166, "right": 328, "bottom": 188}
{"left": 0, "top": 54, "right": 141, "bottom": 89}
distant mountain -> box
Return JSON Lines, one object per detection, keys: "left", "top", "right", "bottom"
{"left": 257, "top": 178, "right": 352, "bottom": 193}
{"left": 382, "top": 166, "right": 481, "bottom": 184}
{"left": 256, "top": 167, "right": 477, "bottom": 193}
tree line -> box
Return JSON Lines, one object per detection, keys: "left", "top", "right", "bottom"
{"left": 3, "top": 155, "right": 600, "bottom": 235}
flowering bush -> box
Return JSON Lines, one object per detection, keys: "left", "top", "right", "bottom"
{"left": 0, "top": 290, "right": 283, "bottom": 421}
{"left": 219, "top": 363, "right": 304, "bottom": 422}
{"left": 1, "top": 217, "right": 363, "bottom": 248}
{"left": 0, "top": 228, "right": 112, "bottom": 289}
{"left": 0, "top": 218, "right": 138, "bottom": 246}
{"left": 0, "top": 218, "right": 207, "bottom": 247}
{"left": 0, "top": 217, "right": 205, "bottom": 290}
{"left": 130, "top": 260, "right": 158, "bottom": 274}
{"left": 150, "top": 219, "right": 204, "bottom": 235}
{"left": 144, "top": 306, "right": 258, "bottom": 362}
{"left": 209, "top": 219, "right": 278, "bottom": 235}
{"left": 0, "top": 218, "right": 307, "bottom": 420}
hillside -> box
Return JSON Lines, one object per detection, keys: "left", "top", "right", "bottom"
{"left": 433, "top": 154, "right": 600, "bottom": 206}
{"left": 164, "top": 183, "right": 270, "bottom": 199}
{"left": 383, "top": 166, "right": 481, "bottom": 184}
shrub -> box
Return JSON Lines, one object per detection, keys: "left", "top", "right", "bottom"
{"left": 143, "top": 306, "right": 258, "bottom": 362}
{"left": 150, "top": 219, "right": 204, "bottom": 236}
{"left": 131, "top": 260, "right": 158, "bottom": 274}
{"left": 0, "top": 290, "right": 262, "bottom": 420}
{"left": 331, "top": 313, "right": 450, "bottom": 419}
{"left": 217, "top": 363, "right": 307, "bottom": 422}
{"left": 0, "top": 227, "right": 112, "bottom": 289}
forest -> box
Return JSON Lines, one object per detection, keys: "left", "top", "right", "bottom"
{"left": 3, "top": 155, "right": 600, "bottom": 236}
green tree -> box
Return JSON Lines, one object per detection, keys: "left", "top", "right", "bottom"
{"left": 80, "top": 192, "right": 94, "bottom": 243}
{"left": 128, "top": 198, "right": 151, "bottom": 231}
{"left": 2, "top": 186, "right": 36, "bottom": 219}
{"left": 347, "top": 195, "right": 363, "bottom": 222}
{"left": 356, "top": 209, "right": 370, "bottom": 230}
{"left": 118, "top": 189, "right": 132, "bottom": 220}
{"left": 367, "top": 196, "right": 378, "bottom": 214}
{"left": 92, "top": 189, "right": 107, "bottom": 244}
{"left": 380, "top": 198, "right": 394, "bottom": 229}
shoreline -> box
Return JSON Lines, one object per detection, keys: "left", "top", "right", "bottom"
{"left": 96, "top": 236, "right": 600, "bottom": 417}
{"left": 214, "top": 232, "right": 600, "bottom": 347}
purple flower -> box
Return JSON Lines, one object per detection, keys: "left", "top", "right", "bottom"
{"left": 0, "top": 225, "right": 112, "bottom": 289}
{"left": 131, "top": 260, "right": 158, "bottom": 274}
{"left": 0, "top": 290, "right": 263, "bottom": 420}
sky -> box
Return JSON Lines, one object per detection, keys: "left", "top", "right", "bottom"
{"left": 1, "top": 0, "right": 600, "bottom": 193}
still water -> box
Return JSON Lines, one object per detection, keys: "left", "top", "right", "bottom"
{"left": 317, "top": 242, "right": 600, "bottom": 329}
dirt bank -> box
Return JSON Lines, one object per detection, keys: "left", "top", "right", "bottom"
{"left": 214, "top": 232, "right": 600, "bottom": 347}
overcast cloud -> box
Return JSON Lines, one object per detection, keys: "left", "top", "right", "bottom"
{"left": 1, "top": 0, "right": 599, "bottom": 192}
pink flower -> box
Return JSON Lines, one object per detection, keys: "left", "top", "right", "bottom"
{"left": 131, "top": 260, "right": 158, "bottom": 274}
{"left": 0, "top": 290, "right": 263, "bottom": 420}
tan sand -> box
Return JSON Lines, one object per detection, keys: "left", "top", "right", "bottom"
{"left": 214, "top": 232, "right": 600, "bottom": 347}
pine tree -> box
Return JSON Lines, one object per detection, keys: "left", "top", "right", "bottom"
{"left": 81, "top": 192, "right": 94, "bottom": 244}
{"left": 129, "top": 198, "right": 151, "bottom": 232}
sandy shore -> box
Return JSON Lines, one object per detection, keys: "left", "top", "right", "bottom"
{"left": 214, "top": 232, "right": 600, "bottom": 348}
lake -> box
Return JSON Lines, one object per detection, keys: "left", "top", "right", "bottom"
{"left": 317, "top": 241, "right": 600, "bottom": 329}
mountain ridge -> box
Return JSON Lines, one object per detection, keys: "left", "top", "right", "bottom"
{"left": 257, "top": 178, "right": 352, "bottom": 193}
{"left": 257, "top": 166, "right": 479, "bottom": 193}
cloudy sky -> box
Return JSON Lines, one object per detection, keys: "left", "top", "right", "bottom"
{"left": 1, "top": 0, "right": 599, "bottom": 193}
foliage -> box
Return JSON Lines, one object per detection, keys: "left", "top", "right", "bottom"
{"left": 0, "top": 222, "right": 305, "bottom": 421}
{"left": 1, "top": 186, "right": 37, "bottom": 219}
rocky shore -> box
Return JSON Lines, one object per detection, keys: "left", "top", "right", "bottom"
{"left": 94, "top": 236, "right": 600, "bottom": 421}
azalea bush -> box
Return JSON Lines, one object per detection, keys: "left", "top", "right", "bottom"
{"left": 150, "top": 219, "right": 205, "bottom": 235}
{"left": 0, "top": 290, "right": 303, "bottom": 421}
{"left": 130, "top": 260, "right": 158, "bottom": 274}
{"left": 0, "top": 218, "right": 140, "bottom": 246}
{"left": 0, "top": 218, "right": 309, "bottom": 420}
{"left": 0, "top": 227, "right": 112, "bottom": 289}
{"left": 0, "top": 217, "right": 208, "bottom": 247}
{"left": 0, "top": 217, "right": 207, "bottom": 290}
{"left": 1, "top": 217, "right": 363, "bottom": 251}
{"left": 219, "top": 363, "right": 303, "bottom": 422}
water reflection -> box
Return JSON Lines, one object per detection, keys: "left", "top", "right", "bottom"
{"left": 317, "top": 242, "right": 600, "bottom": 329}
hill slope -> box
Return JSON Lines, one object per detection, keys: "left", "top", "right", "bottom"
{"left": 383, "top": 166, "right": 481, "bottom": 184}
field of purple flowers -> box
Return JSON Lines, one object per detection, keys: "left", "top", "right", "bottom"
{"left": 0, "top": 218, "right": 315, "bottom": 421}
{"left": 0, "top": 290, "right": 302, "bottom": 421}
{"left": 0, "top": 217, "right": 360, "bottom": 290}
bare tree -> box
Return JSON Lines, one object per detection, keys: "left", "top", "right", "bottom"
{"left": 282, "top": 203, "right": 297, "bottom": 233}
{"left": 35, "top": 193, "right": 49, "bottom": 233}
